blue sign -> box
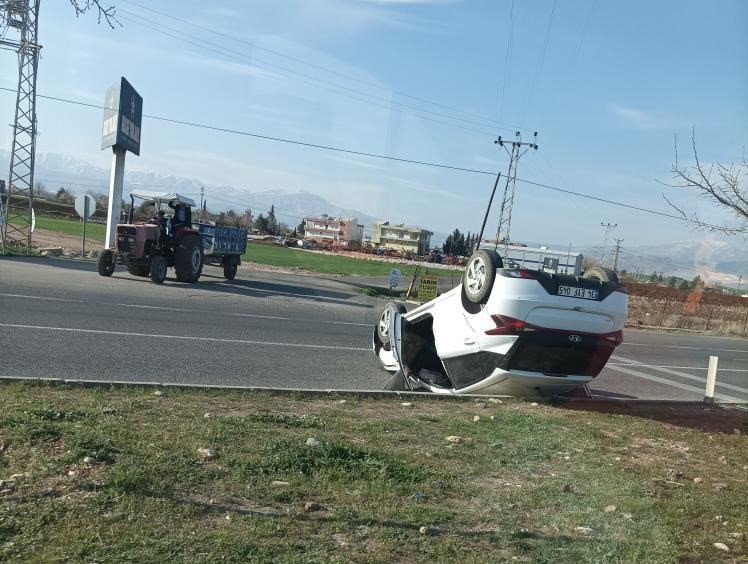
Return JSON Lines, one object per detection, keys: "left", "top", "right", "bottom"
{"left": 101, "top": 77, "right": 143, "bottom": 155}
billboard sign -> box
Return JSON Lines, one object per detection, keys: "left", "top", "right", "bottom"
{"left": 101, "top": 77, "right": 142, "bottom": 155}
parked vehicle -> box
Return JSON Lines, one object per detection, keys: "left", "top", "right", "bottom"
{"left": 373, "top": 249, "right": 628, "bottom": 397}
{"left": 97, "top": 190, "right": 247, "bottom": 284}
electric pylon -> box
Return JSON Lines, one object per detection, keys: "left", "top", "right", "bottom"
{"left": 494, "top": 131, "right": 538, "bottom": 254}
{"left": 1, "top": 0, "right": 41, "bottom": 252}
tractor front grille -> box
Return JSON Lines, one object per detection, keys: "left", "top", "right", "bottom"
{"left": 117, "top": 227, "right": 136, "bottom": 253}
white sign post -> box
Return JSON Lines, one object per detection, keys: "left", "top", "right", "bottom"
{"left": 75, "top": 193, "right": 97, "bottom": 256}
{"left": 104, "top": 148, "right": 126, "bottom": 249}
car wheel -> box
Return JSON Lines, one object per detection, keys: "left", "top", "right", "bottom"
{"left": 150, "top": 255, "right": 167, "bottom": 284}
{"left": 462, "top": 250, "right": 500, "bottom": 304}
{"left": 376, "top": 302, "right": 406, "bottom": 349}
{"left": 97, "top": 250, "right": 115, "bottom": 277}
{"left": 383, "top": 370, "right": 408, "bottom": 391}
{"left": 583, "top": 266, "right": 619, "bottom": 285}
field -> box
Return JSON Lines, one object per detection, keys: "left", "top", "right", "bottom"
{"left": 0, "top": 382, "right": 746, "bottom": 563}
{"left": 625, "top": 282, "right": 748, "bottom": 337}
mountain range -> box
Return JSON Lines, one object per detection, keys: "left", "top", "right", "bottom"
{"left": 2, "top": 150, "right": 746, "bottom": 286}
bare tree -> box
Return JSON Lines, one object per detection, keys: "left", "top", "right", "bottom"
{"left": 663, "top": 128, "right": 747, "bottom": 235}
{"left": 69, "top": 1, "right": 120, "bottom": 28}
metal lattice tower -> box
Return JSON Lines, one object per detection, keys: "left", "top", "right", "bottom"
{"left": 1, "top": 0, "right": 41, "bottom": 252}
{"left": 494, "top": 131, "right": 538, "bottom": 253}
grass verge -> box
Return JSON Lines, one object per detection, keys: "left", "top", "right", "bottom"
{"left": 0, "top": 383, "right": 745, "bottom": 563}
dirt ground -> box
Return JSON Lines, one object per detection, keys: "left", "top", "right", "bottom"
{"left": 559, "top": 399, "right": 747, "bottom": 434}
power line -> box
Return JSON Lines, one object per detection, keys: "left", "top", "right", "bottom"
{"left": 119, "top": 0, "right": 523, "bottom": 131}
{"left": 520, "top": 0, "right": 557, "bottom": 124}
{"left": 1, "top": 86, "right": 739, "bottom": 233}
{"left": 498, "top": 0, "right": 515, "bottom": 123}
{"left": 116, "top": 10, "right": 510, "bottom": 138}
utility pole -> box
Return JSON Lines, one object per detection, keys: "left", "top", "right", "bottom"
{"left": 494, "top": 131, "right": 538, "bottom": 254}
{"left": 199, "top": 186, "right": 204, "bottom": 222}
{"left": 1, "top": 0, "right": 41, "bottom": 252}
{"left": 599, "top": 222, "right": 618, "bottom": 267}
{"left": 612, "top": 238, "right": 624, "bottom": 272}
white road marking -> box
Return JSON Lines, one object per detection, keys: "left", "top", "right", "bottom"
{"left": 603, "top": 363, "right": 745, "bottom": 402}
{"left": 0, "top": 292, "right": 370, "bottom": 327}
{"left": 0, "top": 322, "right": 371, "bottom": 352}
{"left": 619, "top": 342, "right": 747, "bottom": 354}
{"left": 606, "top": 363, "right": 748, "bottom": 373}
{"left": 610, "top": 353, "right": 748, "bottom": 396}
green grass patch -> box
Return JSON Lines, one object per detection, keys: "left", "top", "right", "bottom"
{"left": 8, "top": 214, "right": 106, "bottom": 241}
{"left": 244, "top": 242, "right": 445, "bottom": 277}
{"left": 0, "top": 384, "right": 746, "bottom": 563}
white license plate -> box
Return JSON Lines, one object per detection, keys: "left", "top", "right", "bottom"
{"left": 557, "top": 285, "right": 599, "bottom": 300}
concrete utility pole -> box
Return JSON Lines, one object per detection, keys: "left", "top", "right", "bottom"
{"left": 494, "top": 131, "right": 538, "bottom": 253}
{"left": 599, "top": 222, "right": 618, "bottom": 267}
{"left": 1, "top": 0, "right": 41, "bottom": 252}
{"left": 612, "top": 238, "right": 624, "bottom": 272}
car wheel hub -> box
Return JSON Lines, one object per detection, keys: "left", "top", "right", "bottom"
{"left": 379, "top": 309, "right": 391, "bottom": 337}
{"left": 466, "top": 258, "right": 486, "bottom": 293}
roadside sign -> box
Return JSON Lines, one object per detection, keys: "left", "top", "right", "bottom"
{"left": 101, "top": 76, "right": 143, "bottom": 156}
{"left": 418, "top": 275, "right": 438, "bottom": 301}
{"left": 388, "top": 268, "right": 401, "bottom": 289}
{"left": 75, "top": 194, "right": 97, "bottom": 219}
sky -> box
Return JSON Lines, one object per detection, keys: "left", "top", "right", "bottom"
{"left": 0, "top": 0, "right": 746, "bottom": 252}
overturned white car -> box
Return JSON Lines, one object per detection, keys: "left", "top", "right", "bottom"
{"left": 373, "top": 250, "right": 628, "bottom": 397}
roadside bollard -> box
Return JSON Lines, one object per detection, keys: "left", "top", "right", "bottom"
{"left": 704, "top": 355, "right": 718, "bottom": 403}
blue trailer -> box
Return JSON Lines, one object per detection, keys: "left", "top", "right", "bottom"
{"left": 196, "top": 222, "right": 248, "bottom": 280}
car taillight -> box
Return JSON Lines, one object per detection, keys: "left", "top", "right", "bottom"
{"left": 601, "top": 330, "right": 624, "bottom": 346}
{"left": 500, "top": 269, "right": 541, "bottom": 279}
{"left": 485, "top": 315, "right": 537, "bottom": 335}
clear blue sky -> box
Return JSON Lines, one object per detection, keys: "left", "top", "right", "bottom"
{"left": 1, "top": 0, "right": 746, "bottom": 249}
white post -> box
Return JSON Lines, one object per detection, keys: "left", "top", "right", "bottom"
{"left": 704, "top": 355, "right": 718, "bottom": 403}
{"left": 105, "top": 147, "right": 126, "bottom": 249}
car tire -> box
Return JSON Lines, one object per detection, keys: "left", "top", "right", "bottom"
{"left": 174, "top": 234, "right": 204, "bottom": 283}
{"left": 383, "top": 370, "right": 408, "bottom": 391}
{"left": 462, "top": 250, "right": 501, "bottom": 305}
{"left": 150, "top": 255, "right": 167, "bottom": 284}
{"left": 223, "top": 255, "right": 239, "bottom": 280}
{"left": 97, "top": 250, "right": 115, "bottom": 277}
{"left": 376, "top": 302, "right": 406, "bottom": 349}
{"left": 582, "top": 266, "right": 619, "bottom": 285}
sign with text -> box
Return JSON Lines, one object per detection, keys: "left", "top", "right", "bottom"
{"left": 101, "top": 77, "right": 143, "bottom": 155}
{"left": 418, "top": 275, "right": 438, "bottom": 301}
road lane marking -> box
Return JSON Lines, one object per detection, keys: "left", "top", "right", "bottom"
{"left": 603, "top": 363, "right": 745, "bottom": 402}
{"left": 619, "top": 342, "right": 747, "bottom": 354}
{"left": 607, "top": 363, "right": 748, "bottom": 373}
{"left": 0, "top": 322, "right": 371, "bottom": 352}
{"left": 611, "top": 354, "right": 748, "bottom": 395}
{"left": 0, "top": 292, "right": 370, "bottom": 327}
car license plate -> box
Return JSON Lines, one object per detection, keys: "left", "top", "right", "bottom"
{"left": 557, "top": 285, "right": 599, "bottom": 300}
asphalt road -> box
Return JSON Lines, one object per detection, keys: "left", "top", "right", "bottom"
{"left": 1, "top": 256, "right": 746, "bottom": 402}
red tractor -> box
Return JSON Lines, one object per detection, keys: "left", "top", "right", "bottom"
{"left": 97, "top": 191, "right": 204, "bottom": 284}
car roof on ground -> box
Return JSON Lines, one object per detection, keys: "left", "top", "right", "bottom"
{"left": 129, "top": 190, "right": 196, "bottom": 207}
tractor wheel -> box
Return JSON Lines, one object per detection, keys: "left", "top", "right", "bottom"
{"left": 223, "top": 255, "right": 239, "bottom": 280}
{"left": 97, "top": 250, "right": 115, "bottom": 277}
{"left": 127, "top": 263, "right": 149, "bottom": 277}
{"left": 150, "top": 255, "right": 167, "bottom": 284}
{"left": 174, "top": 234, "right": 204, "bottom": 283}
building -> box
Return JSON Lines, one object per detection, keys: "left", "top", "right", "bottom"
{"left": 479, "top": 241, "right": 583, "bottom": 275}
{"left": 303, "top": 214, "right": 364, "bottom": 247}
{"left": 371, "top": 221, "right": 433, "bottom": 255}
